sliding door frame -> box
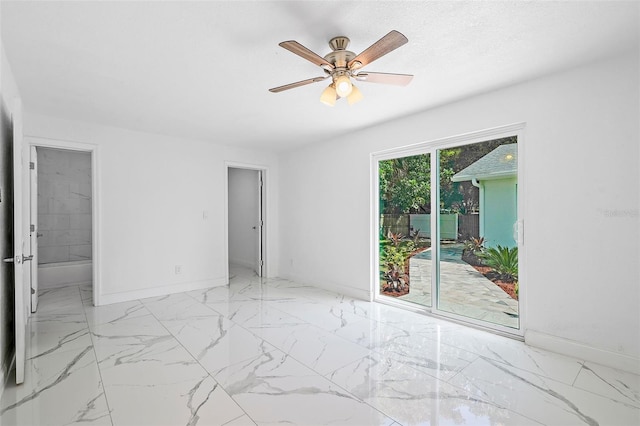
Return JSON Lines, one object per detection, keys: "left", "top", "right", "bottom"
{"left": 371, "top": 123, "right": 526, "bottom": 337}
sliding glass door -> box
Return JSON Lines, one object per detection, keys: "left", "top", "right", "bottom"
{"left": 436, "top": 138, "right": 519, "bottom": 329}
{"left": 378, "top": 153, "right": 432, "bottom": 307}
{"left": 376, "top": 130, "right": 522, "bottom": 334}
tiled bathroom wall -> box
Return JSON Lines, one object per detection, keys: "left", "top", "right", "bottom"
{"left": 37, "top": 148, "right": 92, "bottom": 264}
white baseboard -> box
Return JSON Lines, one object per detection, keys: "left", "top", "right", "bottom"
{"left": 97, "top": 277, "right": 227, "bottom": 306}
{"left": 525, "top": 329, "right": 640, "bottom": 375}
{"left": 283, "top": 273, "right": 371, "bottom": 302}
{"left": 0, "top": 353, "right": 16, "bottom": 400}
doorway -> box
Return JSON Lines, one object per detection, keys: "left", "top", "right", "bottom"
{"left": 5, "top": 113, "right": 99, "bottom": 384}
{"left": 374, "top": 124, "right": 524, "bottom": 336}
{"left": 227, "top": 166, "right": 264, "bottom": 278}
{"left": 28, "top": 138, "right": 99, "bottom": 310}
{"left": 34, "top": 147, "right": 93, "bottom": 311}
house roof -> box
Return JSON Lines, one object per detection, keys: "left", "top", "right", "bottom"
{"left": 451, "top": 144, "right": 517, "bottom": 182}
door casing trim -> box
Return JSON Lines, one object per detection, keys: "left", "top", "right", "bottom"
{"left": 24, "top": 136, "right": 100, "bottom": 306}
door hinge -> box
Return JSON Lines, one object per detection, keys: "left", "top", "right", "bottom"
{"left": 29, "top": 162, "right": 35, "bottom": 170}
{"left": 30, "top": 224, "right": 35, "bottom": 232}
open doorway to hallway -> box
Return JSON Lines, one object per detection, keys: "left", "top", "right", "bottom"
{"left": 227, "top": 167, "right": 264, "bottom": 278}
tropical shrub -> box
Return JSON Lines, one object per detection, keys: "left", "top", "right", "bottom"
{"left": 463, "top": 237, "right": 485, "bottom": 254}
{"left": 461, "top": 237, "right": 485, "bottom": 266}
{"left": 480, "top": 245, "right": 518, "bottom": 282}
{"left": 380, "top": 231, "right": 415, "bottom": 291}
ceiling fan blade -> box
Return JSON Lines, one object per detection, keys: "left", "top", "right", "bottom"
{"left": 355, "top": 72, "right": 413, "bottom": 86}
{"left": 279, "top": 41, "right": 334, "bottom": 70}
{"left": 348, "top": 30, "right": 408, "bottom": 69}
{"left": 269, "top": 76, "right": 328, "bottom": 93}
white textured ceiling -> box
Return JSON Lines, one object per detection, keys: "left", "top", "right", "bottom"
{"left": 1, "top": 1, "right": 638, "bottom": 151}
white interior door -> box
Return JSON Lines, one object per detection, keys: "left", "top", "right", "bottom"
{"left": 5, "top": 99, "right": 30, "bottom": 384}
{"left": 256, "top": 171, "right": 263, "bottom": 277}
{"left": 30, "top": 145, "right": 38, "bottom": 312}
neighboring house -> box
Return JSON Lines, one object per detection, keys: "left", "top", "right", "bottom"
{"left": 452, "top": 144, "right": 518, "bottom": 248}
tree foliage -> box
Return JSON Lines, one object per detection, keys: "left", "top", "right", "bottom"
{"left": 379, "top": 154, "right": 430, "bottom": 214}
{"left": 379, "top": 137, "right": 516, "bottom": 214}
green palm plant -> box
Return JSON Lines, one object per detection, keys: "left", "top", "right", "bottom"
{"left": 480, "top": 245, "right": 518, "bottom": 282}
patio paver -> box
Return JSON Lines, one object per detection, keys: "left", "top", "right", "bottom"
{"left": 398, "top": 244, "right": 519, "bottom": 329}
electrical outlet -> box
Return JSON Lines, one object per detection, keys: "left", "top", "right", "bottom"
{"left": 174, "top": 265, "right": 182, "bottom": 274}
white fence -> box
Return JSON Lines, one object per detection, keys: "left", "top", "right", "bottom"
{"left": 409, "top": 214, "right": 458, "bottom": 240}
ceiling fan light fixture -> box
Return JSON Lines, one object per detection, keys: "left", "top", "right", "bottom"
{"left": 269, "top": 31, "right": 413, "bottom": 105}
{"left": 347, "top": 84, "right": 363, "bottom": 105}
{"left": 320, "top": 84, "right": 337, "bottom": 106}
{"left": 335, "top": 75, "right": 353, "bottom": 98}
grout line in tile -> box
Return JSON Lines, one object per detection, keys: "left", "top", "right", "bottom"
{"left": 570, "top": 360, "right": 586, "bottom": 387}
{"left": 80, "top": 285, "right": 115, "bottom": 426}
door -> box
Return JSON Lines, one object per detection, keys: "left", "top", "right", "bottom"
{"left": 435, "top": 138, "right": 520, "bottom": 331}
{"left": 256, "top": 171, "right": 264, "bottom": 277}
{"left": 377, "top": 153, "right": 432, "bottom": 306}
{"left": 375, "top": 128, "right": 523, "bottom": 336}
{"left": 30, "top": 146, "right": 38, "bottom": 312}
{"left": 3, "top": 99, "right": 31, "bottom": 384}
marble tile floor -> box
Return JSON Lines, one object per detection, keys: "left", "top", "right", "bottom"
{"left": 1, "top": 266, "right": 638, "bottom": 425}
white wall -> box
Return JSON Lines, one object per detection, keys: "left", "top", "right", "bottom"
{"left": 23, "top": 113, "right": 279, "bottom": 305}
{"left": 228, "top": 168, "right": 259, "bottom": 269}
{"left": 0, "top": 40, "right": 21, "bottom": 396}
{"left": 279, "top": 51, "right": 640, "bottom": 372}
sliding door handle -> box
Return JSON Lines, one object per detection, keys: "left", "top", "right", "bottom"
{"left": 22, "top": 255, "right": 34, "bottom": 262}
{"left": 3, "top": 257, "right": 14, "bottom": 263}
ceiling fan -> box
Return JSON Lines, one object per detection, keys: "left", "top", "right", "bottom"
{"left": 269, "top": 30, "right": 413, "bottom": 106}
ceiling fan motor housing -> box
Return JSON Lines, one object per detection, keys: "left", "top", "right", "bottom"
{"left": 325, "top": 36, "right": 356, "bottom": 69}
{"left": 324, "top": 50, "right": 356, "bottom": 69}
{"left": 328, "top": 36, "right": 350, "bottom": 51}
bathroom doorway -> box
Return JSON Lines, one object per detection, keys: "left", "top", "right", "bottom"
{"left": 32, "top": 145, "right": 95, "bottom": 310}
